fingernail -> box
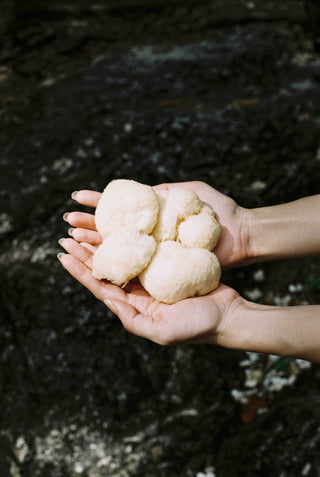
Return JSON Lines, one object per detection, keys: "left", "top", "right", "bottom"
{"left": 68, "top": 228, "right": 74, "bottom": 237}
{"left": 57, "top": 252, "right": 65, "bottom": 260}
{"left": 63, "top": 212, "right": 70, "bottom": 222}
{"left": 71, "top": 191, "right": 79, "bottom": 200}
{"left": 58, "top": 238, "right": 66, "bottom": 246}
{"left": 104, "top": 299, "right": 118, "bottom": 315}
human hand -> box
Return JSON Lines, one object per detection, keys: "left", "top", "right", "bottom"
{"left": 58, "top": 237, "right": 241, "bottom": 345}
{"left": 154, "top": 181, "right": 250, "bottom": 268}
{"left": 64, "top": 181, "right": 250, "bottom": 269}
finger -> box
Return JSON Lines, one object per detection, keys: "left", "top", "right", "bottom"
{"left": 105, "top": 299, "right": 162, "bottom": 342}
{"left": 69, "top": 228, "right": 102, "bottom": 245}
{"left": 59, "top": 238, "right": 93, "bottom": 269}
{"left": 80, "top": 242, "right": 98, "bottom": 254}
{"left": 64, "top": 211, "right": 96, "bottom": 230}
{"left": 126, "top": 288, "right": 164, "bottom": 317}
{"left": 72, "top": 190, "right": 102, "bottom": 208}
{"left": 58, "top": 254, "right": 127, "bottom": 302}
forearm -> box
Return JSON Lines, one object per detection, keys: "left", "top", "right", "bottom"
{"left": 221, "top": 298, "right": 320, "bottom": 363}
{"left": 246, "top": 195, "right": 320, "bottom": 262}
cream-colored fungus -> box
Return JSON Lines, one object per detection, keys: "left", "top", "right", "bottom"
{"left": 93, "top": 179, "right": 221, "bottom": 303}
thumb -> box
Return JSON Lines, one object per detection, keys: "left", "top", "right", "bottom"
{"left": 104, "top": 298, "right": 157, "bottom": 341}
{"left": 104, "top": 298, "right": 137, "bottom": 320}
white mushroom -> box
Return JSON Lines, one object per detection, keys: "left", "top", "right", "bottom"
{"left": 92, "top": 228, "right": 156, "bottom": 286}
{"left": 95, "top": 179, "right": 159, "bottom": 238}
{"left": 178, "top": 208, "right": 221, "bottom": 251}
{"left": 93, "top": 179, "right": 222, "bottom": 303}
{"left": 139, "top": 241, "right": 221, "bottom": 304}
{"left": 152, "top": 187, "right": 202, "bottom": 242}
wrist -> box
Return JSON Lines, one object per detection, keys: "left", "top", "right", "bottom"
{"left": 241, "top": 206, "right": 277, "bottom": 264}
{"left": 234, "top": 205, "right": 256, "bottom": 266}
{"left": 214, "top": 295, "right": 251, "bottom": 350}
{"left": 215, "top": 295, "right": 288, "bottom": 356}
{"left": 231, "top": 299, "right": 283, "bottom": 355}
{"left": 219, "top": 297, "right": 320, "bottom": 362}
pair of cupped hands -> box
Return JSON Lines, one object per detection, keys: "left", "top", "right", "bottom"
{"left": 59, "top": 181, "right": 251, "bottom": 347}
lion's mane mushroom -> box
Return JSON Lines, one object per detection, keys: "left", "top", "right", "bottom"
{"left": 139, "top": 241, "right": 221, "bottom": 304}
{"left": 177, "top": 205, "right": 221, "bottom": 251}
{"left": 95, "top": 179, "right": 159, "bottom": 238}
{"left": 152, "top": 187, "right": 202, "bottom": 242}
{"left": 92, "top": 179, "right": 222, "bottom": 304}
{"left": 92, "top": 228, "right": 156, "bottom": 286}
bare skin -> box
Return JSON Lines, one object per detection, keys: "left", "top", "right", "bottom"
{"left": 58, "top": 182, "right": 320, "bottom": 362}
{"left": 247, "top": 195, "right": 320, "bottom": 262}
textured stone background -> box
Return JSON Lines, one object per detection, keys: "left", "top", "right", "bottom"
{"left": 0, "top": 1, "right": 320, "bottom": 476}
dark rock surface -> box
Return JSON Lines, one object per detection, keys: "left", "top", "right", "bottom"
{"left": 1, "top": 1, "right": 320, "bottom": 476}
